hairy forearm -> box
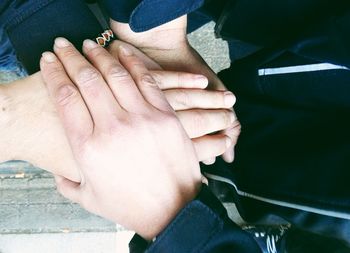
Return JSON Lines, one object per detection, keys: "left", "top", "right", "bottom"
{"left": 0, "top": 73, "right": 80, "bottom": 182}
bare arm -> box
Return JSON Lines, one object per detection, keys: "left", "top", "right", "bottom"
{"left": 0, "top": 73, "right": 80, "bottom": 181}
{"left": 0, "top": 41, "right": 235, "bottom": 181}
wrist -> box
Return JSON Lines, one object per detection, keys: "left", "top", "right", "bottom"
{"left": 110, "top": 15, "right": 188, "bottom": 51}
{"left": 0, "top": 73, "right": 49, "bottom": 163}
{"left": 1, "top": 74, "right": 80, "bottom": 181}
{"left": 136, "top": 179, "right": 202, "bottom": 240}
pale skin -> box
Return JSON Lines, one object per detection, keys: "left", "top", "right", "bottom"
{"left": 40, "top": 38, "right": 203, "bottom": 239}
{"left": 0, "top": 40, "right": 237, "bottom": 182}
{"left": 111, "top": 15, "right": 241, "bottom": 164}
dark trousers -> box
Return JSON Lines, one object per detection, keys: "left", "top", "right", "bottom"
{"left": 195, "top": 0, "right": 350, "bottom": 245}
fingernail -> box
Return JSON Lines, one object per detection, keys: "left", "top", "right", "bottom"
{"left": 119, "top": 45, "right": 133, "bottom": 56}
{"left": 195, "top": 75, "right": 208, "bottom": 87}
{"left": 42, "top": 52, "right": 56, "bottom": 63}
{"left": 83, "top": 39, "right": 98, "bottom": 50}
{"left": 55, "top": 37, "right": 71, "bottom": 48}
{"left": 224, "top": 91, "right": 236, "bottom": 107}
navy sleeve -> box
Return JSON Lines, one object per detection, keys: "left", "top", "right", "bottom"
{"left": 129, "top": 185, "right": 261, "bottom": 253}
{"left": 100, "top": 0, "right": 205, "bottom": 32}
{"left": 3, "top": 0, "right": 103, "bottom": 74}
{"left": 99, "top": 0, "right": 141, "bottom": 23}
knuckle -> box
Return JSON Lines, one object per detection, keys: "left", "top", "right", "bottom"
{"left": 87, "top": 46, "right": 104, "bottom": 58}
{"left": 163, "top": 114, "right": 184, "bottom": 134}
{"left": 108, "top": 114, "right": 131, "bottom": 134}
{"left": 174, "top": 89, "right": 190, "bottom": 108}
{"left": 56, "top": 85, "right": 78, "bottom": 106}
{"left": 76, "top": 67, "right": 101, "bottom": 86}
{"left": 192, "top": 111, "right": 206, "bottom": 128}
{"left": 60, "top": 47, "right": 77, "bottom": 59}
{"left": 150, "top": 71, "right": 161, "bottom": 82}
{"left": 107, "top": 64, "right": 129, "bottom": 79}
{"left": 140, "top": 73, "right": 158, "bottom": 87}
{"left": 46, "top": 65, "right": 64, "bottom": 82}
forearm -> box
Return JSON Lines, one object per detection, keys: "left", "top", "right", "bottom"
{"left": 0, "top": 74, "right": 80, "bottom": 182}
{"left": 110, "top": 15, "right": 188, "bottom": 50}
{"left": 110, "top": 17, "right": 226, "bottom": 91}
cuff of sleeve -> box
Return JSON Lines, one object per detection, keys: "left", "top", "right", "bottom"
{"left": 5, "top": 0, "right": 102, "bottom": 74}
{"left": 103, "top": 0, "right": 204, "bottom": 32}
{"left": 100, "top": 0, "right": 141, "bottom": 23}
{"left": 129, "top": 185, "right": 228, "bottom": 253}
{"left": 129, "top": 0, "right": 205, "bottom": 32}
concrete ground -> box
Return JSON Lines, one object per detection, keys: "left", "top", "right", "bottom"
{"left": 0, "top": 22, "right": 236, "bottom": 252}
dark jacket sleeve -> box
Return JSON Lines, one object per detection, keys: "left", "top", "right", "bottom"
{"left": 100, "top": 0, "right": 205, "bottom": 32}
{"left": 3, "top": 0, "right": 103, "bottom": 74}
{"left": 129, "top": 185, "right": 261, "bottom": 253}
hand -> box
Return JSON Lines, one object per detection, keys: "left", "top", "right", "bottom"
{"left": 40, "top": 38, "right": 202, "bottom": 239}
{"left": 108, "top": 40, "right": 238, "bottom": 164}
{"left": 111, "top": 17, "right": 241, "bottom": 163}
{"left": 0, "top": 43, "right": 234, "bottom": 183}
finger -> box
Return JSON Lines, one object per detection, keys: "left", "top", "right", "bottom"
{"left": 193, "top": 134, "right": 232, "bottom": 162}
{"left": 55, "top": 175, "right": 81, "bottom": 203}
{"left": 40, "top": 51, "right": 93, "bottom": 144}
{"left": 202, "top": 157, "right": 216, "bottom": 165}
{"left": 53, "top": 37, "right": 122, "bottom": 127}
{"left": 151, "top": 70, "right": 208, "bottom": 90}
{"left": 82, "top": 39, "right": 147, "bottom": 112}
{"left": 222, "top": 147, "right": 235, "bottom": 163}
{"left": 108, "top": 40, "right": 162, "bottom": 71}
{"left": 221, "top": 123, "right": 241, "bottom": 163}
{"left": 176, "top": 109, "right": 236, "bottom": 138}
{"left": 118, "top": 44, "right": 173, "bottom": 112}
{"left": 201, "top": 175, "right": 209, "bottom": 185}
{"left": 164, "top": 89, "right": 236, "bottom": 111}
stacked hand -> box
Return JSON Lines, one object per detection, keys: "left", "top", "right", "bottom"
{"left": 111, "top": 16, "right": 241, "bottom": 164}
{"left": 108, "top": 40, "right": 237, "bottom": 164}
{"left": 40, "top": 38, "right": 202, "bottom": 239}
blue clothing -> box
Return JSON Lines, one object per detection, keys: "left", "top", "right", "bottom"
{"left": 0, "top": 26, "right": 26, "bottom": 77}
{"left": 1, "top": 0, "right": 104, "bottom": 73}
{"left": 101, "top": 0, "right": 205, "bottom": 32}
{"left": 130, "top": 185, "right": 262, "bottom": 253}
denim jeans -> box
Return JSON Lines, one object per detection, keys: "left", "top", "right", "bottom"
{"left": 0, "top": 26, "right": 27, "bottom": 80}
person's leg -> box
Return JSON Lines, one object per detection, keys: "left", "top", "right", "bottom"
{"left": 0, "top": 27, "right": 27, "bottom": 82}
{"left": 3, "top": 0, "right": 103, "bottom": 74}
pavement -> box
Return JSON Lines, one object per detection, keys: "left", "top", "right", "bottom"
{"left": 0, "top": 21, "right": 235, "bottom": 253}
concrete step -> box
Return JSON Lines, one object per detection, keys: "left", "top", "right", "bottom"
{"left": 0, "top": 161, "right": 117, "bottom": 234}
{"left": 0, "top": 161, "right": 129, "bottom": 252}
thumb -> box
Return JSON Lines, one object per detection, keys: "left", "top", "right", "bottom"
{"left": 55, "top": 175, "right": 81, "bottom": 203}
